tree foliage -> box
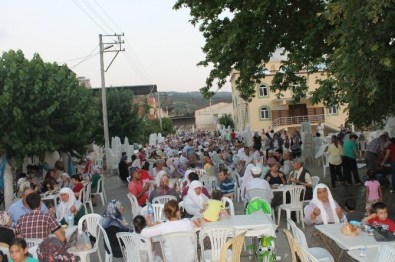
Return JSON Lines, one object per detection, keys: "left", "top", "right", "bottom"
{"left": 0, "top": 50, "right": 97, "bottom": 159}
{"left": 218, "top": 113, "right": 235, "bottom": 129}
{"left": 93, "top": 89, "right": 174, "bottom": 144}
{"left": 174, "top": 0, "right": 395, "bottom": 128}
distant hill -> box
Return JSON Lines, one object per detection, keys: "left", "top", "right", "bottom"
{"left": 159, "top": 91, "right": 232, "bottom": 117}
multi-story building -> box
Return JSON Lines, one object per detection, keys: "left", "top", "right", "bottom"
{"left": 195, "top": 102, "right": 233, "bottom": 130}
{"left": 231, "top": 60, "right": 348, "bottom": 133}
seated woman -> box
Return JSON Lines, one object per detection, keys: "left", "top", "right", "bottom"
{"left": 70, "top": 175, "right": 84, "bottom": 199}
{"left": 42, "top": 169, "right": 58, "bottom": 193}
{"left": 102, "top": 200, "right": 130, "bottom": 258}
{"left": 56, "top": 188, "right": 85, "bottom": 225}
{"left": 183, "top": 181, "right": 209, "bottom": 218}
{"left": 303, "top": 184, "right": 351, "bottom": 260}
{"left": 264, "top": 162, "right": 286, "bottom": 185}
{"left": 0, "top": 211, "right": 15, "bottom": 246}
{"left": 141, "top": 200, "right": 196, "bottom": 261}
{"left": 59, "top": 173, "right": 72, "bottom": 189}
{"left": 149, "top": 176, "right": 180, "bottom": 203}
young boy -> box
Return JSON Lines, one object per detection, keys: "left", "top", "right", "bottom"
{"left": 363, "top": 202, "right": 395, "bottom": 232}
{"left": 345, "top": 199, "right": 364, "bottom": 222}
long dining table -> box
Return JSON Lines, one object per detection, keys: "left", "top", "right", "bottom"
{"left": 315, "top": 223, "right": 395, "bottom": 261}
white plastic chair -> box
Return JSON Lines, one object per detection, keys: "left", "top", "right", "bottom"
{"left": 116, "top": 232, "right": 155, "bottom": 262}
{"left": 178, "top": 201, "right": 184, "bottom": 214}
{"left": 152, "top": 195, "right": 177, "bottom": 204}
{"left": 91, "top": 178, "right": 107, "bottom": 206}
{"left": 322, "top": 154, "right": 329, "bottom": 179}
{"left": 98, "top": 223, "right": 113, "bottom": 262}
{"left": 94, "top": 158, "right": 103, "bottom": 169}
{"left": 28, "top": 245, "right": 39, "bottom": 259}
{"left": 68, "top": 213, "right": 103, "bottom": 262}
{"left": 24, "top": 238, "right": 43, "bottom": 248}
{"left": 233, "top": 171, "right": 242, "bottom": 202}
{"left": 277, "top": 185, "right": 306, "bottom": 229}
{"left": 287, "top": 218, "right": 334, "bottom": 262}
{"left": 201, "top": 176, "right": 217, "bottom": 195}
{"left": 245, "top": 188, "right": 271, "bottom": 203}
{"left": 221, "top": 196, "right": 235, "bottom": 217}
{"left": 199, "top": 227, "right": 235, "bottom": 262}
{"left": 374, "top": 245, "right": 395, "bottom": 262}
{"left": 127, "top": 193, "right": 142, "bottom": 219}
{"left": 311, "top": 176, "right": 320, "bottom": 191}
{"left": 195, "top": 169, "right": 208, "bottom": 177}
{"left": 79, "top": 182, "right": 94, "bottom": 213}
{"left": 159, "top": 231, "right": 199, "bottom": 262}
{"left": 140, "top": 204, "right": 165, "bottom": 222}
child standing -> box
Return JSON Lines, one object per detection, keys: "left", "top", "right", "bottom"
{"left": 364, "top": 170, "right": 382, "bottom": 215}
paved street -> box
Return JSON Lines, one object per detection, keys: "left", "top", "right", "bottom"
{"left": 93, "top": 161, "right": 393, "bottom": 262}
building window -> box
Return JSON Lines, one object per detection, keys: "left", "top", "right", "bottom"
{"left": 258, "top": 84, "right": 269, "bottom": 97}
{"left": 260, "top": 106, "right": 271, "bottom": 120}
{"left": 328, "top": 105, "right": 338, "bottom": 115}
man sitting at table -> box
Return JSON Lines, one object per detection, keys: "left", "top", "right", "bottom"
{"left": 16, "top": 192, "right": 65, "bottom": 242}
{"left": 244, "top": 166, "right": 273, "bottom": 202}
{"left": 128, "top": 168, "right": 150, "bottom": 206}
{"left": 218, "top": 169, "right": 234, "bottom": 199}
{"left": 8, "top": 186, "right": 49, "bottom": 224}
{"left": 288, "top": 158, "right": 313, "bottom": 200}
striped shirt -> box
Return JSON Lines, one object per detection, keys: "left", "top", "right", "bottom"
{"left": 219, "top": 177, "right": 234, "bottom": 194}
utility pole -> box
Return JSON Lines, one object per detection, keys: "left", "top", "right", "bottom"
{"left": 157, "top": 91, "right": 162, "bottom": 130}
{"left": 99, "top": 33, "right": 125, "bottom": 169}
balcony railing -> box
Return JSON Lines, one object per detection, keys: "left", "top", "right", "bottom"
{"left": 272, "top": 114, "right": 325, "bottom": 128}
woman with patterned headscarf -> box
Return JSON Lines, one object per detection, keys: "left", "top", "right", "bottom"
{"left": 102, "top": 200, "right": 130, "bottom": 258}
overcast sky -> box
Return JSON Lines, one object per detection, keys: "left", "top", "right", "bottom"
{"left": 1, "top": 0, "right": 231, "bottom": 92}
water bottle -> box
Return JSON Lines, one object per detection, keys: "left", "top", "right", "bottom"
{"left": 146, "top": 201, "right": 154, "bottom": 226}
{"left": 341, "top": 214, "right": 348, "bottom": 224}
{"left": 67, "top": 211, "right": 74, "bottom": 226}
{"left": 107, "top": 199, "right": 116, "bottom": 216}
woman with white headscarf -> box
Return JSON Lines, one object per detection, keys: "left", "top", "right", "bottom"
{"left": 304, "top": 183, "right": 342, "bottom": 225}
{"left": 303, "top": 184, "right": 348, "bottom": 260}
{"left": 56, "top": 187, "right": 85, "bottom": 225}
{"left": 183, "top": 181, "right": 209, "bottom": 217}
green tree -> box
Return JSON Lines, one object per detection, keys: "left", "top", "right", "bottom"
{"left": 0, "top": 50, "right": 97, "bottom": 160}
{"left": 218, "top": 114, "right": 235, "bottom": 129}
{"left": 174, "top": 0, "right": 395, "bottom": 128}
{"left": 93, "top": 88, "right": 145, "bottom": 144}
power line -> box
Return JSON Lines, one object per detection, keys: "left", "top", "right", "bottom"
{"left": 70, "top": 52, "right": 99, "bottom": 69}
{"left": 93, "top": 0, "right": 123, "bottom": 33}
{"left": 71, "top": 0, "right": 110, "bottom": 34}
{"left": 81, "top": 0, "right": 115, "bottom": 34}
{"left": 60, "top": 45, "right": 99, "bottom": 64}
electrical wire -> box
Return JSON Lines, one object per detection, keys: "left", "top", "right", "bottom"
{"left": 60, "top": 45, "right": 99, "bottom": 64}
{"left": 71, "top": 0, "right": 110, "bottom": 34}
{"left": 70, "top": 52, "right": 99, "bottom": 69}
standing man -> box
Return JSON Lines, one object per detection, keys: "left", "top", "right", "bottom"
{"left": 218, "top": 170, "right": 234, "bottom": 199}
{"left": 366, "top": 133, "right": 389, "bottom": 171}
{"left": 288, "top": 159, "right": 313, "bottom": 199}
{"left": 342, "top": 134, "right": 362, "bottom": 185}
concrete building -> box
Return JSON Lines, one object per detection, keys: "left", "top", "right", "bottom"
{"left": 231, "top": 60, "right": 348, "bottom": 133}
{"left": 195, "top": 102, "right": 233, "bottom": 130}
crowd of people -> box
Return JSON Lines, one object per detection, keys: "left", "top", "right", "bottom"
{"left": 1, "top": 126, "right": 395, "bottom": 261}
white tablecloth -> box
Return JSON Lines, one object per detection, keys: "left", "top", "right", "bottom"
{"left": 348, "top": 246, "right": 378, "bottom": 262}
{"left": 202, "top": 214, "right": 276, "bottom": 237}
{"left": 315, "top": 223, "right": 395, "bottom": 250}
